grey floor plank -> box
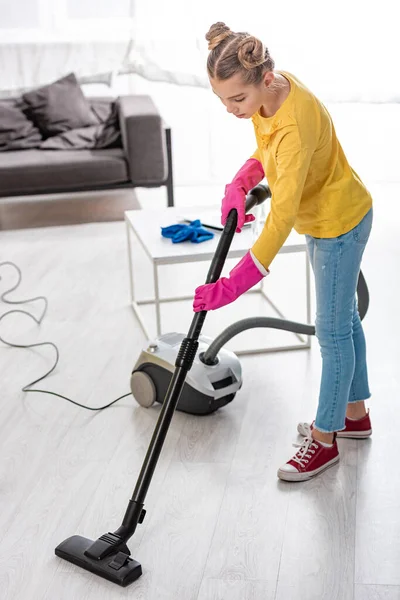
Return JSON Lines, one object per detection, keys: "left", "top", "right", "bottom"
{"left": 202, "top": 463, "right": 292, "bottom": 583}
{"left": 275, "top": 466, "right": 356, "bottom": 600}
{"left": 197, "top": 577, "right": 276, "bottom": 600}
{"left": 172, "top": 391, "right": 248, "bottom": 465}
{"left": 355, "top": 585, "right": 400, "bottom": 600}
{"left": 355, "top": 405, "right": 400, "bottom": 586}
{"left": 129, "top": 461, "right": 231, "bottom": 600}
{"left": 69, "top": 402, "right": 188, "bottom": 552}
{"left": 0, "top": 312, "right": 141, "bottom": 534}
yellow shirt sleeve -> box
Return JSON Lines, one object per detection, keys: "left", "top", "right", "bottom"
{"left": 251, "top": 132, "right": 314, "bottom": 270}
{"left": 251, "top": 148, "right": 262, "bottom": 162}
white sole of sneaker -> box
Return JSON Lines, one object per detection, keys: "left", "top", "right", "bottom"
{"left": 297, "top": 423, "right": 372, "bottom": 440}
{"left": 336, "top": 429, "right": 372, "bottom": 439}
{"left": 277, "top": 454, "right": 340, "bottom": 482}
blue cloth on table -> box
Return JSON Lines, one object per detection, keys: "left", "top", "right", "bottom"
{"left": 161, "top": 219, "right": 214, "bottom": 243}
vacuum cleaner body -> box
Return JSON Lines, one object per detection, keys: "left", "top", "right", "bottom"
{"left": 131, "top": 332, "right": 242, "bottom": 415}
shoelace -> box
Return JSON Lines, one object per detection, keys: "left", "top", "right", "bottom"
{"left": 291, "top": 436, "right": 319, "bottom": 467}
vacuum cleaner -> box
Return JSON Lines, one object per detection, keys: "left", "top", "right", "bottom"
{"left": 54, "top": 184, "right": 272, "bottom": 585}
{"left": 130, "top": 186, "right": 369, "bottom": 417}
{"left": 54, "top": 184, "right": 369, "bottom": 586}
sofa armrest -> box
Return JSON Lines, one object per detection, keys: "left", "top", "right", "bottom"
{"left": 117, "top": 95, "right": 167, "bottom": 185}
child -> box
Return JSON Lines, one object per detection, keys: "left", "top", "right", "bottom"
{"left": 193, "top": 22, "right": 373, "bottom": 482}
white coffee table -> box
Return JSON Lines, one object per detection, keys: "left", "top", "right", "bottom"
{"left": 125, "top": 206, "right": 312, "bottom": 355}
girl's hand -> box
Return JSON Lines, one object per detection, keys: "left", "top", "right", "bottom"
{"left": 221, "top": 184, "right": 255, "bottom": 233}
{"left": 193, "top": 251, "right": 267, "bottom": 312}
{"left": 221, "top": 158, "right": 264, "bottom": 232}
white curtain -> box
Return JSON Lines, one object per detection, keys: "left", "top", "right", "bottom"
{"left": 4, "top": 0, "right": 398, "bottom": 102}
{"left": 132, "top": 0, "right": 400, "bottom": 103}
{"left": 0, "top": 0, "right": 207, "bottom": 95}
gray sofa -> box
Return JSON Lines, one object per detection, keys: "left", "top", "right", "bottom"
{"left": 0, "top": 94, "right": 174, "bottom": 228}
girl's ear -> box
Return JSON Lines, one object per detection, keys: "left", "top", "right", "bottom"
{"left": 263, "top": 71, "right": 275, "bottom": 89}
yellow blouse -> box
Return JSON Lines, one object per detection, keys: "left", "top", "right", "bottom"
{"left": 250, "top": 71, "right": 372, "bottom": 269}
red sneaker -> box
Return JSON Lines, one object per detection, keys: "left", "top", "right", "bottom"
{"left": 277, "top": 434, "right": 339, "bottom": 482}
{"left": 297, "top": 409, "right": 372, "bottom": 440}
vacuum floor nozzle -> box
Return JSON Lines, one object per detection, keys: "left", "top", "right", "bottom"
{"left": 55, "top": 535, "right": 142, "bottom": 587}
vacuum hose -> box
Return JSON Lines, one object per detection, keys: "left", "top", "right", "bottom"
{"left": 201, "top": 264, "right": 369, "bottom": 365}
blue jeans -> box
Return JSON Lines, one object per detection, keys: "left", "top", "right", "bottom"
{"left": 305, "top": 208, "right": 373, "bottom": 433}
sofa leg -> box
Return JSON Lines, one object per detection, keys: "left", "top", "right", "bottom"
{"left": 165, "top": 127, "right": 174, "bottom": 207}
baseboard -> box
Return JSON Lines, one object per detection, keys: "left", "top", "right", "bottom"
{"left": 0, "top": 189, "right": 141, "bottom": 230}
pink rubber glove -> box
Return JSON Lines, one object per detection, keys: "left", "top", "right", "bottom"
{"left": 222, "top": 158, "right": 265, "bottom": 232}
{"left": 193, "top": 251, "right": 268, "bottom": 312}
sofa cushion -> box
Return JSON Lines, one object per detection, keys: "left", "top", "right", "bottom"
{"left": 40, "top": 125, "right": 103, "bottom": 150}
{"left": 22, "top": 73, "right": 98, "bottom": 138}
{"left": 94, "top": 101, "right": 122, "bottom": 149}
{"left": 0, "top": 103, "right": 42, "bottom": 151}
{"left": 0, "top": 148, "right": 129, "bottom": 196}
{"left": 90, "top": 97, "right": 115, "bottom": 123}
{"left": 40, "top": 102, "right": 121, "bottom": 150}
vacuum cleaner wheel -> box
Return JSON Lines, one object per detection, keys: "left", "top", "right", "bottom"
{"left": 130, "top": 370, "right": 156, "bottom": 408}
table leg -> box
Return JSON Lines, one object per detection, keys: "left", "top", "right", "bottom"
{"left": 125, "top": 216, "right": 135, "bottom": 304}
{"left": 153, "top": 263, "right": 162, "bottom": 336}
{"left": 126, "top": 215, "right": 152, "bottom": 339}
{"left": 257, "top": 248, "right": 312, "bottom": 349}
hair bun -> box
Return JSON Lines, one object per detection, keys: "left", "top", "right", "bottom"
{"left": 237, "top": 36, "right": 266, "bottom": 69}
{"left": 205, "top": 22, "right": 232, "bottom": 51}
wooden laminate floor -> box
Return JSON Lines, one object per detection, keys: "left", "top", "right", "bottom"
{"left": 0, "top": 183, "right": 398, "bottom": 600}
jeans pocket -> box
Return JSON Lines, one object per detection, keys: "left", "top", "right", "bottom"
{"left": 352, "top": 208, "right": 373, "bottom": 244}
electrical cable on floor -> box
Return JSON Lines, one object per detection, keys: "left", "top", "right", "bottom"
{"left": 0, "top": 261, "right": 132, "bottom": 410}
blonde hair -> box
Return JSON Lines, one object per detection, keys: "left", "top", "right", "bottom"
{"left": 205, "top": 22, "right": 275, "bottom": 85}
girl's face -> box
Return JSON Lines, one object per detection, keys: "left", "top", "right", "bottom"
{"left": 210, "top": 71, "right": 274, "bottom": 119}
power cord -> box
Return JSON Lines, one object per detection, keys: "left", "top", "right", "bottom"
{"left": 0, "top": 261, "right": 132, "bottom": 410}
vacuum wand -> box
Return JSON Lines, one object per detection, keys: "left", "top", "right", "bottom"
{"left": 117, "top": 183, "right": 271, "bottom": 527}
{"left": 54, "top": 183, "right": 271, "bottom": 587}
